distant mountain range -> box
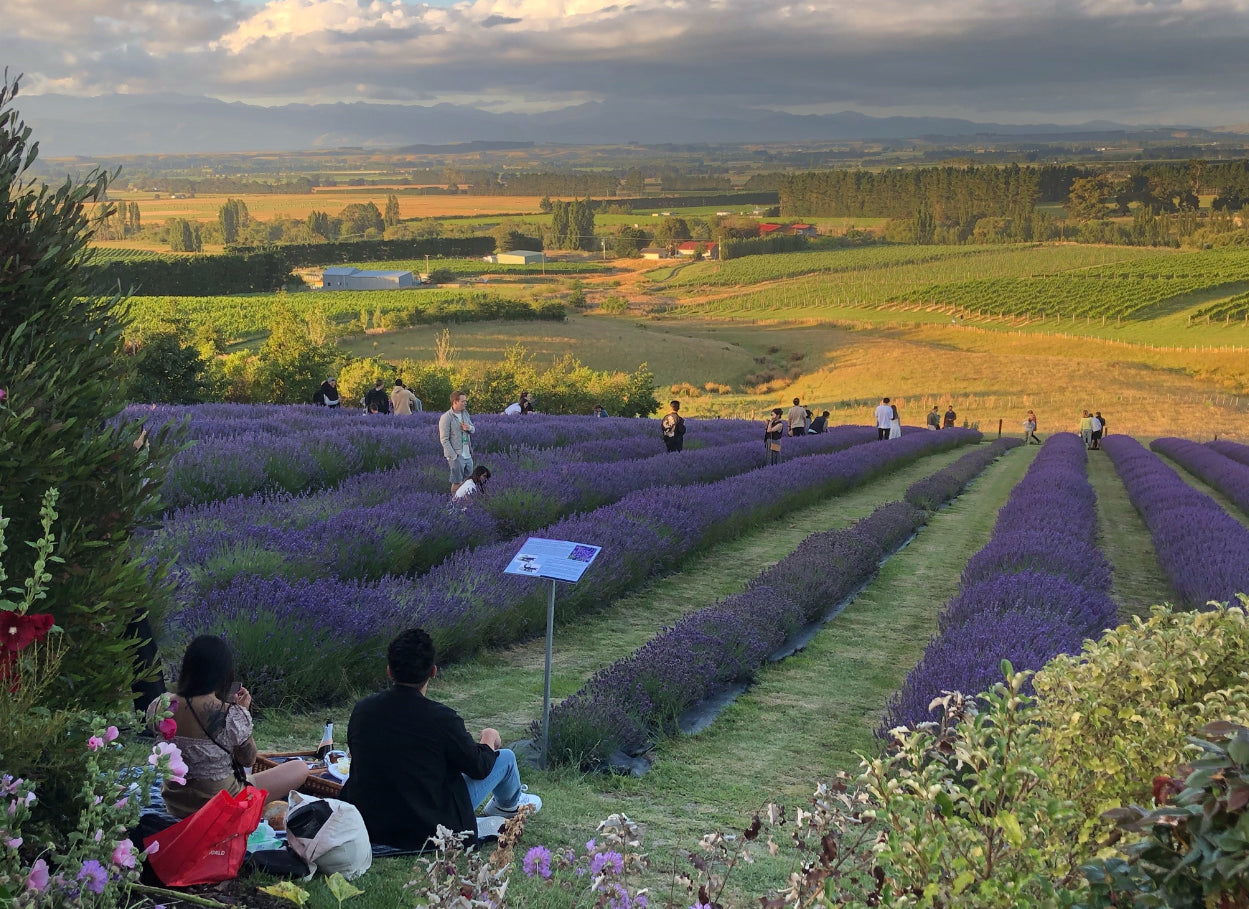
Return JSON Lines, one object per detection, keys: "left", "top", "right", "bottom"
{"left": 15, "top": 92, "right": 1248, "bottom": 157}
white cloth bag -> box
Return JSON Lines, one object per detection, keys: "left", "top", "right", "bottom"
{"left": 284, "top": 791, "right": 373, "bottom": 880}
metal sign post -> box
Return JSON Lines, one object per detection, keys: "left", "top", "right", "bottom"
{"left": 503, "top": 538, "right": 602, "bottom": 770}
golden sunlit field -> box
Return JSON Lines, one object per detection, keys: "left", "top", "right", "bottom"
{"left": 92, "top": 192, "right": 546, "bottom": 223}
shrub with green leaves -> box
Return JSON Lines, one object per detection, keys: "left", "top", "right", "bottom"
{"left": 0, "top": 75, "right": 173, "bottom": 709}
{"left": 1032, "top": 599, "right": 1249, "bottom": 838}
{"left": 849, "top": 665, "right": 1087, "bottom": 908}
{"left": 1077, "top": 721, "right": 1249, "bottom": 909}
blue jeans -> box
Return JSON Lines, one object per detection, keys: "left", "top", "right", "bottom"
{"left": 463, "top": 748, "right": 521, "bottom": 811}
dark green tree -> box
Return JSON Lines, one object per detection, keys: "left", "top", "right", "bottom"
{"left": 384, "top": 193, "right": 400, "bottom": 228}
{"left": 337, "top": 202, "right": 384, "bottom": 237}
{"left": 255, "top": 299, "right": 345, "bottom": 403}
{"left": 0, "top": 74, "right": 173, "bottom": 708}
{"left": 122, "top": 332, "right": 205, "bottom": 404}
{"left": 1066, "top": 176, "right": 1111, "bottom": 222}
{"left": 613, "top": 226, "right": 648, "bottom": 257}
{"left": 218, "top": 197, "right": 250, "bottom": 244}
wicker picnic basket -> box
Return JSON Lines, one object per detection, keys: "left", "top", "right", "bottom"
{"left": 252, "top": 751, "right": 344, "bottom": 798}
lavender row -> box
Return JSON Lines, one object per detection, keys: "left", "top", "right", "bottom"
{"left": 884, "top": 434, "right": 1118, "bottom": 730}
{"left": 1209, "top": 438, "right": 1249, "bottom": 469}
{"left": 1152, "top": 437, "right": 1249, "bottom": 518}
{"left": 544, "top": 439, "right": 1021, "bottom": 767}
{"left": 1104, "top": 435, "right": 1249, "bottom": 608}
{"left": 131, "top": 403, "right": 756, "bottom": 509}
{"left": 150, "top": 427, "right": 879, "bottom": 592}
{"left": 904, "top": 437, "right": 1024, "bottom": 511}
{"left": 169, "top": 429, "right": 981, "bottom": 705}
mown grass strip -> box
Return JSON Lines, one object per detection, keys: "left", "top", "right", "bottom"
{"left": 1086, "top": 451, "right": 1174, "bottom": 619}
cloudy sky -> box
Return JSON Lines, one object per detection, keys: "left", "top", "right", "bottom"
{"left": 4, "top": 0, "right": 1249, "bottom": 127}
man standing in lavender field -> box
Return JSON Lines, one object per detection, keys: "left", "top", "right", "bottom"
{"left": 874, "top": 397, "right": 894, "bottom": 441}
{"left": 661, "top": 400, "right": 686, "bottom": 452}
{"left": 439, "top": 391, "right": 475, "bottom": 494}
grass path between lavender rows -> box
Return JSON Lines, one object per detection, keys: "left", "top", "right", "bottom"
{"left": 1085, "top": 450, "right": 1174, "bottom": 619}
{"left": 254, "top": 444, "right": 1037, "bottom": 908}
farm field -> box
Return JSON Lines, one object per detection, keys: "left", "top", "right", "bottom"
{"left": 91, "top": 192, "right": 548, "bottom": 224}
{"left": 140, "top": 404, "right": 1249, "bottom": 908}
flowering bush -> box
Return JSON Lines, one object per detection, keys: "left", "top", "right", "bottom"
{"left": 518, "top": 815, "right": 649, "bottom": 909}
{"left": 1, "top": 488, "right": 186, "bottom": 906}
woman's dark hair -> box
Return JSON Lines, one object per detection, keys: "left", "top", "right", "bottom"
{"left": 389, "top": 629, "right": 436, "bottom": 685}
{"left": 771, "top": 408, "right": 783, "bottom": 417}
{"left": 176, "top": 635, "right": 236, "bottom": 700}
{"left": 470, "top": 465, "right": 491, "bottom": 483}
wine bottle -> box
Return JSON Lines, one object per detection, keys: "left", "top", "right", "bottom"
{"left": 315, "top": 721, "right": 334, "bottom": 759}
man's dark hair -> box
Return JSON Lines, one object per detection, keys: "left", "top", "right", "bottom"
{"left": 883, "top": 397, "right": 890, "bottom": 404}
{"left": 793, "top": 397, "right": 800, "bottom": 405}
{"left": 669, "top": 400, "right": 680, "bottom": 410}
{"left": 374, "top": 379, "right": 385, "bottom": 388}
{"left": 389, "top": 629, "right": 436, "bottom": 685}
{"left": 821, "top": 411, "right": 830, "bottom": 417}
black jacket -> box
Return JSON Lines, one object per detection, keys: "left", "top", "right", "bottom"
{"left": 364, "top": 388, "right": 390, "bottom": 413}
{"left": 341, "top": 685, "right": 498, "bottom": 849}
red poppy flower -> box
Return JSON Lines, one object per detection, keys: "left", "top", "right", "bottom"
{"left": 1, "top": 611, "right": 55, "bottom": 654}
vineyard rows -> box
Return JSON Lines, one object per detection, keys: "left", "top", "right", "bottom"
{"left": 127, "top": 286, "right": 548, "bottom": 340}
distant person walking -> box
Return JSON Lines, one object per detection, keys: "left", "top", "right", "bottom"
{"left": 315, "top": 377, "right": 341, "bottom": 407}
{"left": 1023, "top": 410, "right": 1040, "bottom": 445}
{"left": 926, "top": 406, "right": 941, "bottom": 431}
{"left": 889, "top": 401, "right": 902, "bottom": 439}
{"left": 1079, "top": 410, "right": 1094, "bottom": 449}
{"left": 874, "top": 398, "right": 894, "bottom": 441}
{"left": 661, "top": 400, "right": 686, "bottom": 452}
{"left": 1090, "top": 412, "right": 1104, "bottom": 450}
{"left": 764, "top": 408, "right": 786, "bottom": 466}
{"left": 364, "top": 379, "right": 391, "bottom": 414}
{"left": 390, "top": 380, "right": 420, "bottom": 415}
{"left": 439, "top": 391, "right": 476, "bottom": 494}
{"left": 787, "top": 397, "right": 807, "bottom": 437}
{"left": 943, "top": 405, "right": 957, "bottom": 429}
{"left": 1095, "top": 411, "right": 1107, "bottom": 438}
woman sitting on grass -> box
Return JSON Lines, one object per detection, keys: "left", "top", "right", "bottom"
{"left": 149, "top": 636, "right": 309, "bottom": 818}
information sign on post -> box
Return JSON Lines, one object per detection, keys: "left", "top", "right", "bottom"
{"left": 504, "top": 538, "right": 601, "bottom": 767}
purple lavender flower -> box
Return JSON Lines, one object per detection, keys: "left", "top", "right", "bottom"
{"left": 76, "top": 859, "right": 108, "bottom": 895}
{"left": 522, "top": 845, "right": 553, "bottom": 879}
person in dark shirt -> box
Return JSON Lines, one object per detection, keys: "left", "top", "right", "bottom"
{"left": 341, "top": 629, "right": 540, "bottom": 849}
{"left": 363, "top": 379, "right": 391, "bottom": 414}
{"left": 808, "top": 410, "right": 829, "bottom": 434}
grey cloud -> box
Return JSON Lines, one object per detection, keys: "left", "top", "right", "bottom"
{"left": 4, "top": 0, "right": 1249, "bottom": 129}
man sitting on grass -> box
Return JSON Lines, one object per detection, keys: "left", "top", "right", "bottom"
{"left": 341, "top": 628, "right": 541, "bottom": 850}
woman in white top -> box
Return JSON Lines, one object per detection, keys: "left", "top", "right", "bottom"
{"left": 453, "top": 465, "right": 491, "bottom": 499}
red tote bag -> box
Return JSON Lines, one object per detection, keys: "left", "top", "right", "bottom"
{"left": 144, "top": 787, "right": 268, "bottom": 887}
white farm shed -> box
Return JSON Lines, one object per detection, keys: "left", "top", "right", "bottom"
{"left": 495, "top": 250, "right": 544, "bottom": 265}
{"left": 321, "top": 267, "right": 416, "bottom": 290}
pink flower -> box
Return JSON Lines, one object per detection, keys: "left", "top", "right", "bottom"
{"left": 93, "top": 829, "right": 103, "bottom": 843}
{"left": 26, "top": 858, "right": 49, "bottom": 892}
{"left": 111, "top": 839, "right": 137, "bottom": 869}
{"left": 113, "top": 798, "right": 129, "bottom": 809}
{"left": 145, "top": 840, "right": 159, "bottom": 855}
{"left": 6, "top": 836, "right": 22, "bottom": 848}
{"left": 0, "top": 388, "right": 7, "bottom": 402}
{"left": 87, "top": 736, "right": 105, "bottom": 752}
{"left": 157, "top": 717, "right": 177, "bottom": 741}
{"left": 105, "top": 726, "right": 119, "bottom": 742}
{"left": 148, "top": 741, "right": 188, "bottom": 785}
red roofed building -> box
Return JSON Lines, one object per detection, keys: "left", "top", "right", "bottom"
{"left": 676, "top": 241, "right": 718, "bottom": 259}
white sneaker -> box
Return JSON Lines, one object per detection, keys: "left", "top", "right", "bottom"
{"left": 482, "top": 785, "right": 542, "bottom": 818}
